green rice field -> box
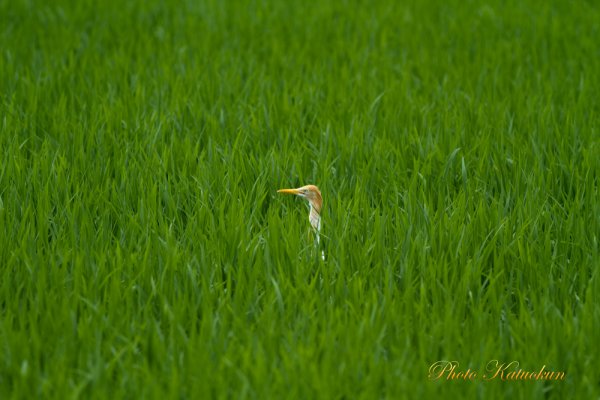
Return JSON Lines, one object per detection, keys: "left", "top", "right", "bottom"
{"left": 1, "top": 0, "right": 599, "bottom": 398}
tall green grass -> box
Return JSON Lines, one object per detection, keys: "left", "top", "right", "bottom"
{"left": 1, "top": 0, "right": 598, "bottom": 398}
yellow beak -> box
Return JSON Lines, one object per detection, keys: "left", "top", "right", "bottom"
{"left": 277, "top": 188, "right": 301, "bottom": 195}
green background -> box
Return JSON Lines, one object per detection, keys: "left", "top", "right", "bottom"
{"left": 1, "top": 0, "right": 598, "bottom": 398}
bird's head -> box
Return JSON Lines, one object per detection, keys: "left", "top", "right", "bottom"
{"left": 277, "top": 184, "right": 322, "bottom": 213}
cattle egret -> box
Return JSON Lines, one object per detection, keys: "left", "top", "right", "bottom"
{"left": 277, "top": 184, "right": 325, "bottom": 259}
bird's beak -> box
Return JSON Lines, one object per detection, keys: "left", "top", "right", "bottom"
{"left": 277, "top": 188, "right": 301, "bottom": 196}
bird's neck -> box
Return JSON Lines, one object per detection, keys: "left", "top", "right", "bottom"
{"left": 309, "top": 203, "right": 321, "bottom": 233}
{"left": 309, "top": 197, "right": 322, "bottom": 215}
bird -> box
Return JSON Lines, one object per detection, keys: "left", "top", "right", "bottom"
{"left": 277, "top": 184, "right": 325, "bottom": 259}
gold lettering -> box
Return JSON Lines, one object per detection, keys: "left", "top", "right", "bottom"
{"left": 484, "top": 359, "right": 501, "bottom": 380}
{"left": 430, "top": 360, "right": 565, "bottom": 382}
{"left": 428, "top": 361, "right": 457, "bottom": 381}
{"left": 501, "top": 361, "right": 520, "bottom": 381}
{"left": 535, "top": 365, "right": 546, "bottom": 380}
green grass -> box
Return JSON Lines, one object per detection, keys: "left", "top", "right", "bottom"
{"left": 1, "top": 0, "right": 599, "bottom": 398}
